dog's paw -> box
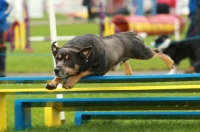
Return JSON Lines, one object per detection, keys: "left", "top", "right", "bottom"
{"left": 63, "top": 80, "right": 74, "bottom": 89}
{"left": 63, "top": 83, "right": 73, "bottom": 89}
{"left": 171, "top": 63, "right": 175, "bottom": 69}
{"left": 45, "top": 83, "right": 56, "bottom": 90}
{"left": 164, "top": 56, "right": 175, "bottom": 69}
{"left": 167, "top": 59, "right": 175, "bottom": 69}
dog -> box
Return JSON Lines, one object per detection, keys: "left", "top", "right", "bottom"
{"left": 46, "top": 31, "right": 174, "bottom": 90}
{"left": 151, "top": 35, "right": 200, "bottom": 73}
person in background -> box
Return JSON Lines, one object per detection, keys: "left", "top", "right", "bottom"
{"left": 82, "top": 0, "right": 95, "bottom": 21}
{"left": 179, "top": 0, "right": 200, "bottom": 73}
{"left": 0, "top": 0, "right": 11, "bottom": 77}
{"left": 183, "top": 0, "right": 197, "bottom": 73}
{"left": 186, "top": 0, "right": 197, "bottom": 38}
{"left": 156, "top": 0, "right": 176, "bottom": 14}
{"left": 191, "top": 0, "right": 200, "bottom": 73}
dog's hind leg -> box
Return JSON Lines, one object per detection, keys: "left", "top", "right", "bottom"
{"left": 123, "top": 61, "right": 133, "bottom": 76}
{"left": 185, "top": 65, "right": 195, "bottom": 73}
{"left": 152, "top": 49, "right": 174, "bottom": 69}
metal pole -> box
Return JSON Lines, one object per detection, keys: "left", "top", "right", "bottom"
{"left": 99, "top": 2, "right": 104, "bottom": 37}
{"left": 47, "top": 0, "right": 65, "bottom": 124}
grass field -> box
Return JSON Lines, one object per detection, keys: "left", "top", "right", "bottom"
{"left": 3, "top": 81, "right": 200, "bottom": 132}
{"left": 5, "top": 17, "right": 190, "bottom": 73}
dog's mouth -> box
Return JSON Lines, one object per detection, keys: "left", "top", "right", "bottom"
{"left": 54, "top": 67, "right": 78, "bottom": 78}
{"left": 55, "top": 73, "right": 68, "bottom": 78}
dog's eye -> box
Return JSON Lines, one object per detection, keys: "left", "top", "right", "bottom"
{"left": 65, "top": 55, "right": 71, "bottom": 62}
{"left": 56, "top": 54, "right": 62, "bottom": 60}
{"left": 56, "top": 57, "right": 61, "bottom": 60}
{"left": 66, "top": 55, "right": 69, "bottom": 60}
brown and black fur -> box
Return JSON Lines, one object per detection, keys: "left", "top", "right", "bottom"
{"left": 46, "top": 31, "right": 174, "bottom": 90}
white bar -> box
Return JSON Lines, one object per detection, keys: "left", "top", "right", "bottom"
{"left": 47, "top": 0, "right": 57, "bottom": 47}
{"left": 29, "top": 37, "right": 46, "bottom": 41}
{"left": 29, "top": 36, "right": 75, "bottom": 41}
{"left": 57, "top": 36, "right": 75, "bottom": 41}
{"left": 56, "top": 84, "right": 65, "bottom": 121}
{"left": 47, "top": 0, "right": 65, "bottom": 122}
{"left": 174, "top": 18, "right": 180, "bottom": 41}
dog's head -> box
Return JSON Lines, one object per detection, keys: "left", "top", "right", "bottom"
{"left": 51, "top": 41, "right": 92, "bottom": 78}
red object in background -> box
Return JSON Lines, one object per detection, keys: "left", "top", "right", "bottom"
{"left": 112, "top": 14, "right": 184, "bottom": 35}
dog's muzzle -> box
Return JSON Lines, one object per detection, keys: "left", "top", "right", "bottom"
{"left": 54, "top": 67, "right": 60, "bottom": 76}
{"left": 54, "top": 67, "right": 68, "bottom": 77}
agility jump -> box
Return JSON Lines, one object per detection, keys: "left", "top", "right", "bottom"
{"left": 1, "top": 73, "right": 200, "bottom": 131}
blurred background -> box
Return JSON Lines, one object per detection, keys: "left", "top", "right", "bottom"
{"left": 1, "top": 0, "right": 193, "bottom": 76}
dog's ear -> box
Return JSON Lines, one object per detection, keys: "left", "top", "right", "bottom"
{"left": 51, "top": 41, "right": 60, "bottom": 57}
{"left": 79, "top": 46, "right": 92, "bottom": 61}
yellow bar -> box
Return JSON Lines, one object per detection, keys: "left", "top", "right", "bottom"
{"left": 14, "top": 26, "right": 20, "bottom": 50}
{"left": 104, "top": 17, "right": 110, "bottom": 36}
{"left": 0, "top": 94, "right": 6, "bottom": 131}
{"left": 0, "top": 85, "right": 200, "bottom": 94}
{"left": 44, "top": 107, "right": 61, "bottom": 127}
{"left": 110, "top": 23, "right": 115, "bottom": 35}
{"left": 20, "top": 22, "right": 26, "bottom": 50}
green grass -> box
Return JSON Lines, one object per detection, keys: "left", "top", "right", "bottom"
{"left": 30, "top": 13, "right": 68, "bottom": 21}
{"left": 30, "top": 23, "right": 99, "bottom": 36}
{"left": 3, "top": 82, "right": 200, "bottom": 132}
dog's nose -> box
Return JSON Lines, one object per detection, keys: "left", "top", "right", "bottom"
{"left": 54, "top": 67, "right": 60, "bottom": 75}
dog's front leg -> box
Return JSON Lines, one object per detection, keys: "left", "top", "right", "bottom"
{"left": 63, "top": 71, "right": 92, "bottom": 89}
{"left": 46, "top": 77, "right": 64, "bottom": 90}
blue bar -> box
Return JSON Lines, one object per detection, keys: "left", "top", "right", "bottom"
{"left": 14, "top": 97, "right": 200, "bottom": 129}
{"left": 75, "top": 111, "right": 200, "bottom": 126}
{"left": 15, "top": 101, "right": 31, "bottom": 130}
{"left": 1, "top": 73, "right": 200, "bottom": 82}
{"left": 14, "top": 97, "right": 200, "bottom": 109}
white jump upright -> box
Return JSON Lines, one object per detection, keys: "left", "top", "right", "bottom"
{"left": 47, "top": 0, "right": 65, "bottom": 124}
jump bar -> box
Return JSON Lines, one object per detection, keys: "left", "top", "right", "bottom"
{"left": 14, "top": 97, "right": 200, "bottom": 130}
{"left": 2, "top": 85, "right": 200, "bottom": 94}
{"left": 1, "top": 73, "right": 200, "bottom": 82}
{"left": 75, "top": 111, "right": 200, "bottom": 126}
